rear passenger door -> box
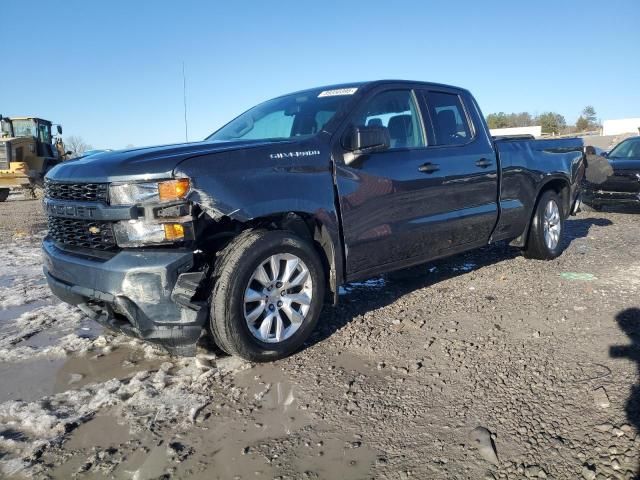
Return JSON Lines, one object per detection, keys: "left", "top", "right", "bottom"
{"left": 417, "top": 89, "right": 499, "bottom": 248}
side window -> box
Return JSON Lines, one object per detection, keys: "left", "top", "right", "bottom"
{"left": 353, "top": 90, "right": 425, "bottom": 149}
{"left": 425, "top": 91, "right": 473, "bottom": 146}
{"left": 38, "top": 123, "right": 51, "bottom": 144}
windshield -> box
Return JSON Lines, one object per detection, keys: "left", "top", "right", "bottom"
{"left": 206, "top": 87, "right": 360, "bottom": 142}
{"left": 11, "top": 119, "right": 37, "bottom": 138}
{"left": 609, "top": 138, "right": 640, "bottom": 159}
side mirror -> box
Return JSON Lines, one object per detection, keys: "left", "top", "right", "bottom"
{"left": 601, "top": 151, "right": 608, "bottom": 157}
{"left": 57, "top": 125, "right": 62, "bottom": 135}
{"left": 344, "top": 126, "right": 391, "bottom": 153}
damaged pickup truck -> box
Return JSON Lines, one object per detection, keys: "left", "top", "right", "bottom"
{"left": 43, "top": 80, "right": 585, "bottom": 361}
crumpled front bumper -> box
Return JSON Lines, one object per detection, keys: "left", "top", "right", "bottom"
{"left": 42, "top": 238, "right": 207, "bottom": 355}
{"left": 582, "top": 187, "right": 640, "bottom": 205}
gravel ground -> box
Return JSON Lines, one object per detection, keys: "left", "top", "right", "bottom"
{"left": 0, "top": 199, "right": 638, "bottom": 479}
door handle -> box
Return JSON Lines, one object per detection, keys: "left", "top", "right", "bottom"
{"left": 419, "top": 162, "right": 440, "bottom": 173}
{"left": 475, "top": 158, "right": 493, "bottom": 168}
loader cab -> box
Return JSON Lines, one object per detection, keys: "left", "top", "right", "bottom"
{"left": 0, "top": 115, "right": 64, "bottom": 198}
{"left": 6, "top": 117, "right": 57, "bottom": 157}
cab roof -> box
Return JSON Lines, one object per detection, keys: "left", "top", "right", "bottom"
{"left": 6, "top": 117, "right": 52, "bottom": 123}
{"left": 284, "top": 79, "right": 469, "bottom": 98}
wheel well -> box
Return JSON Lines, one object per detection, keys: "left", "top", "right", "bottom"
{"left": 200, "top": 212, "right": 336, "bottom": 296}
{"left": 540, "top": 178, "right": 571, "bottom": 217}
{"left": 510, "top": 178, "right": 570, "bottom": 248}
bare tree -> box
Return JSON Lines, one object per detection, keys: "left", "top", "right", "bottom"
{"left": 65, "top": 136, "right": 92, "bottom": 158}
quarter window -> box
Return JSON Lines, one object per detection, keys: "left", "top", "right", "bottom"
{"left": 425, "top": 91, "right": 472, "bottom": 146}
{"left": 352, "top": 90, "right": 425, "bottom": 149}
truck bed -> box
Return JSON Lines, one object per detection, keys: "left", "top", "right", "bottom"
{"left": 491, "top": 137, "right": 585, "bottom": 244}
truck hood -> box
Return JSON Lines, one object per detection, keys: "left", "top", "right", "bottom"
{"left": 46, "top": 139, "right": 291, "bottom": 183}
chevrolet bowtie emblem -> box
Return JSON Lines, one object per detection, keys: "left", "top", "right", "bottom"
{"left": 88, "top": 226, "right": 101, "bottom": 235}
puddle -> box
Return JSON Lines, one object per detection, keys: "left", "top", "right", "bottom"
{"left": 0, "top": 346, "right": 158, "bottom": 403}
{"left": 180, "top": 363, "right": 377, "bottom": 479}
{"left": 20, "top": 315, "right": 103, "bottom": 350}
{"left": 50, "top": 415, "right": 150, "bottom": 479}
{"left": 66, "top": 415, "right": 132, "bottom": 449}
{"left": 50, "top": 362, "right": 377, "bottom": 479}
{"left": 0, "top": 299, "right": 50, "bottom": 323}
{"left": 233, "top": 363, "right": 311, "bottom": 435}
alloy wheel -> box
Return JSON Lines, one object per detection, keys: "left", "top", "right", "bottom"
{"left": 243, "top": 253, "right": 313, "bottom": 343}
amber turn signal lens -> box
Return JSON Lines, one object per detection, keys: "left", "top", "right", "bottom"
{"left": 163, "top": 223, "right": 185, "bottom": 241}
{"left": 158, "top": 178, "right": 190, "bottom": 202}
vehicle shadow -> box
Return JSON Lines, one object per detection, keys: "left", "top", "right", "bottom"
{"left": 306, "top": 241, "right": 518, "bottom": 350}
{"left": 562, "top": 216, "right": 613, "bottom": 247}
{"left": 204, "top": 216, "right": 614, "bottom": 359}
{"left": 610, "top": 308, "right": 640, "bottom": 479}
{"left": 305, "top": 215, "right": 614, "bottom": 352}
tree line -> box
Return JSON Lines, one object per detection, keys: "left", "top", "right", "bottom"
{"left": 486, "top": 106, "right": 599, "bottom": 135}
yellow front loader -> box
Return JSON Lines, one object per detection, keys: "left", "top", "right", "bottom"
{"left": 0, "top": 116, "right": 69, "bottom": 201}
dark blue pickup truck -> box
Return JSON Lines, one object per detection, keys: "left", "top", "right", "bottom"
{"left": 42, "top": 80, "right": 585, "bottom": 361}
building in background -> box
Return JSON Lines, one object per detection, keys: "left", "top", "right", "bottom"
{"left": 602, "top": 118, "right": 640, "bottom": 136}
{"left": 489, "top": 126, "right": 542, "bottom": 138}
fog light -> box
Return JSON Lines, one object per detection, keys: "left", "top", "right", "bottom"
{"left": 164, "top": 223, "right": 185, "bottom": 241}
{"left": 113, "top": 220, "right": 187, "bottom": 247}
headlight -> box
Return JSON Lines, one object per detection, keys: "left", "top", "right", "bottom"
{"left": 113, "top": 220, "right": 187, "bottom": 247}
{"left": 110, "top": 179, "right": 190, "bottom": 205}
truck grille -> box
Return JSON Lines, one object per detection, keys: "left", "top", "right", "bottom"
{"left": 47, "top": 216, "right": 117, "bottom": 250}
{"left": 45, "top": 180, "right": 108, "bottom": 202}
{"left": 0, "top": 143, "right": 9, "bottom": 170}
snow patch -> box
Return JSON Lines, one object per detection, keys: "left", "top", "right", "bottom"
{"left": 339, "top": 277, "right": 387, "bottom": 295}
{"left": 0, "top": 359, "right": 220, "bottom": 476}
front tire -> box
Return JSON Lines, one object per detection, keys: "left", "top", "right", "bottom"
{"left": 209, "top": 229, "right": 325, "bottom": 362}
{"left": 523, "top": 190, "right": 564, "bottom": 260}
{"left": 0, "top": 189, "right": 9, "bottom": 202}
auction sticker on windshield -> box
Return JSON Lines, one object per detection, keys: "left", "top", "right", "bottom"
{"left": 318, "top": 88, "right": 358, "bottom": 97}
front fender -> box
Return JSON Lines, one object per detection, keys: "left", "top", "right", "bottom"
{"left": 174, "top": 146, "right": 345, "bottom": 290}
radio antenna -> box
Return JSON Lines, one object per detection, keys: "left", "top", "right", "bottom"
{"left": 182, "top": 61, "right": 189, "bottom": 142}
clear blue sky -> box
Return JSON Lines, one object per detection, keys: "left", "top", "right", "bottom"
{"left": 2, "top": 0, "right": 638, "bottom": 149}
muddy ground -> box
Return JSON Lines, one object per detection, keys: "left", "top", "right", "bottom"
{"left": 0, "top": 198, "right": 639, "bottom": 480}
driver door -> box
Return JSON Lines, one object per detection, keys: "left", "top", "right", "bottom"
{"left": 334, "top": 88, "right": 452, "bottom": 279}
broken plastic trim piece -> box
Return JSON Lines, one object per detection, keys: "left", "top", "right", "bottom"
{"left": 171, "top": 271, "right": 206, "bottom": 311}
{"left": 77, "top": 303, "right": 102, "bottom": 319}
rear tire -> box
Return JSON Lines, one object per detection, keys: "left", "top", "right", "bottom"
{"left": 0, "top": 189, "right": 9, "bottom": 202}
{"left": 209, "top": 229, "right": 325, "bottom": 362}
{"left": 523, "top": 190, "right": 565, "bottom": 260}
